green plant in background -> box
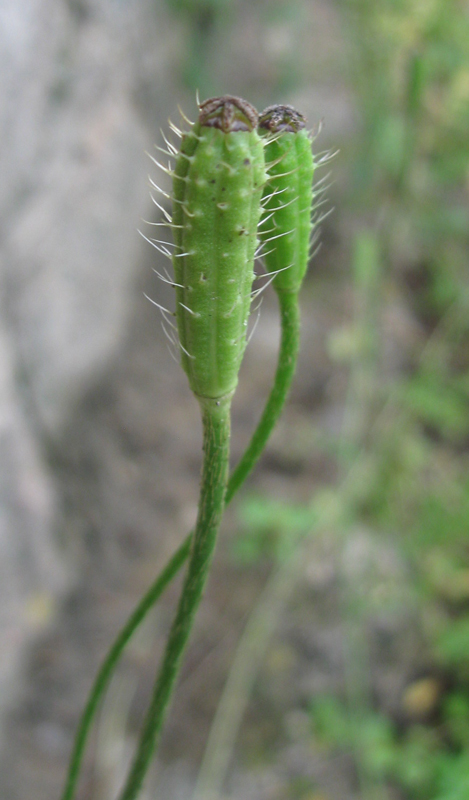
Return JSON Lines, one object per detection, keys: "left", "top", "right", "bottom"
{"left": 299, "top": 2, "right": 469, "bottom": 797}
{"left": 162, "top": 0, "right": 230, "bottom": 93}
{"left": 310, "top": 690, "right": 469, "bottom": 800}
{"left": 162, "top": 0, "right": 305, "bottom": 98}
{"left": 59, "top": 95, "right": 318, "bottom": 800}
{"left": 305, "top": 268, "right": 469, "bottom": 800}
{"left": 341, "top": 0, "right": 469, "bottom": 285}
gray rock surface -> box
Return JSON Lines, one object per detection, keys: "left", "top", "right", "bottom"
{"left": 0, "top": 314, "right": 65, "bottom": 736}
{"left": 0, "top": 0, "right": 154, "bottom": 432}
{"left": 0, "top": 0, "right": 174, "bottom": 733}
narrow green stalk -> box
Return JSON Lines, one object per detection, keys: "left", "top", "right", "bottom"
{"left": 117, "top": 394, "right": 232, "bottom": 800}
{"left": 227, "top": 288, "right": 300, "bottom": 503}
{"left": 59, "top": 287, "right": 301, "bottom": 800}
{"left": 59, "top": 537, "right": 191, "bottom": 800}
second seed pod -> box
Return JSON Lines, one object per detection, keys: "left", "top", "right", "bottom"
{"left": 258, "top": 104, "right": 315, "bottom": 294}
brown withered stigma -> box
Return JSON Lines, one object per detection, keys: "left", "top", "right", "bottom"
{"left": 199, "top": 96, "right": 258, "bottom": 133}
{"left": 258, "top": 104, "right": 306, "bottom": 133}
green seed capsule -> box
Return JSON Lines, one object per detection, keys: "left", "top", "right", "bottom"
{"left": 172, "top": 96, "right": 266, "bottom": 401}
{"left": 258, "top": 104, "right": 315, "bottom": 294}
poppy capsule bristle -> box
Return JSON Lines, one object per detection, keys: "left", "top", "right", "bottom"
{"left": 170, "top": 96, "right": 267, "bottom": 401}
{"left": 258, "top": 104, "right": 316, "bottom": 294}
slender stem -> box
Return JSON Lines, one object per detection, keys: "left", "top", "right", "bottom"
{"left": 59, "top": 290, "right": 301, "bottom": 800}
{"left": 117, "top": 395, "right": 232, "bottom": 800}
{"left": 59, "top": 538, "right": 191, "bottom": 800}
{"left": 226, "top": 288, "right": 300, "bottom": 503}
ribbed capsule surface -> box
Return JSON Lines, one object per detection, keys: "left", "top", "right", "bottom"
{"left": 258, "top": 105, "right": 314, "bottom": 294}
{"left": 172, "top": 97, "right": 266, "bottom": 400}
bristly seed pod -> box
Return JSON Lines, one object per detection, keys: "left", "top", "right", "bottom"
{"left": 172, "top": 96, "right": 267, "bottom": 401}
{"left": 258, "top": 104, "right": 315, "bottom": 294}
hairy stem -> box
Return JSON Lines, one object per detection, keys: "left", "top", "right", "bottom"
{"left": 59, "top": 538, "right": 191, "bottom": 800}
{"left": 117, "top": 395, "right": 232, "bottom": 800}
{"left": 227, "top": 288, "right": 300, "bottom": 503}
{"left": 59, "top": 290, "right": 300, "bottom": 800}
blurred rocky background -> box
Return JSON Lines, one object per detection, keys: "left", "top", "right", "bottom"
{"left": 0, "top": 0, "right": 151, "bottom": 725}
{"left": 0, "top": 1, "right": 468, "bottom": 799}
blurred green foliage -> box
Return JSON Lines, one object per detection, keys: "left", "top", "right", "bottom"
{"left": 303, "top": 0, "right": 469, "bottom": 797}
{"left": 310, "top": 692, "right": 469, "bottom": 799}
{"left": 161, "top": 0, "right": 305, "bottom": 96}
{"left": 162, "top": 0, "right": 230, "bottom": 92}
{"left": 221, "top": 0, "right": 469, "bottom": 796}
{"left": 343, "top": 0, "right": 469, "bottom": 329}
{"left": 231, "top": 496, "right": 313, "bottom": 566}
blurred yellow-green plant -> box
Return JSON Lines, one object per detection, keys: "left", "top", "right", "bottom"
{"left": 304, "top": 1, "right": 469, "bottom": 797}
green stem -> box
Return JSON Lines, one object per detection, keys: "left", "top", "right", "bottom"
{"left": 59, "top": 537, "right": 191, "bottom": 800}
{"left": 227, "top": 288, "right": 300, "bottom": 503}
{"left": 117, "top": 395, "right": 232, "bottom": 800}
{"left": 59, "top": 289, "right": 300, "bottom": 800}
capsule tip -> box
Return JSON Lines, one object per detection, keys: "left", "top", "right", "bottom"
{"left": 258, "top": 104, "right": 306, "bottom": 133}
{"left": 198, "top": 96, "right": 258, "bottom": 133}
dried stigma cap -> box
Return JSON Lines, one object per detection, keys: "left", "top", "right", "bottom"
{"left": 199, "top": 96, "right": 258, "bottom": 133}
{"left": 258, "top": 104, "right": 306, "bottom": 133}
